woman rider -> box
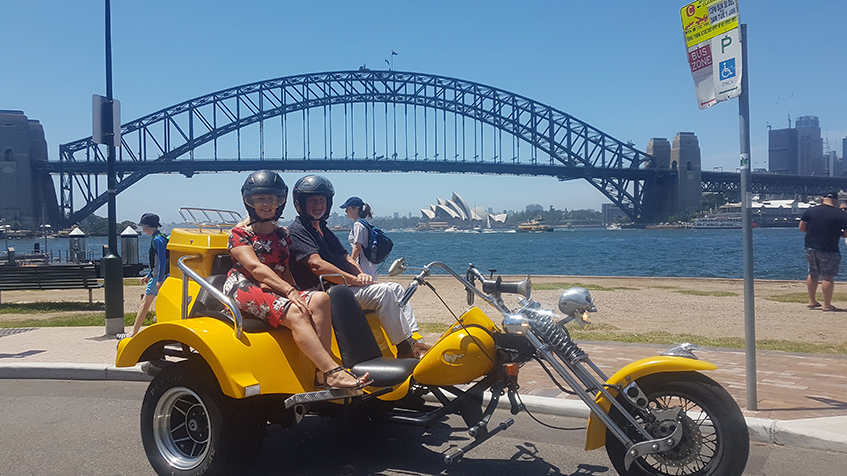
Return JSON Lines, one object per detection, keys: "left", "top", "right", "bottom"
{"left": 223, "top": 170, "right": 370, "bottom": 389}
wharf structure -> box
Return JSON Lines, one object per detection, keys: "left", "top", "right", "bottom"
{"left": 719, "top": 198, "right": 813, "bottom": 227}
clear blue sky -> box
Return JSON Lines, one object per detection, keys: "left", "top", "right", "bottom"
{"left": 2, "top": 1, "right": 845, "bottom": 224}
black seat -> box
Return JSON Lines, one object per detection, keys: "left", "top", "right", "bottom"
{"left": 351, "top": 357, "right": 419, "bottom": 388}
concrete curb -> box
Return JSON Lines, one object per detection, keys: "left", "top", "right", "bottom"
{"left": 3, "top": 363, "right": 845, "bottom": 454}
{"left": 445, "top": 392, "right": 847, "bottom": 454}
{"left": 0, "top": 362, "right": 151, "bottom": 382}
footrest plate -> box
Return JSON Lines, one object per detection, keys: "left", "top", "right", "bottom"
{"left": 284, "top": 388, "right": 364, "bottom": 409}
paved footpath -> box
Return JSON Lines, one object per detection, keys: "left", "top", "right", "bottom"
{"left": 1, "top": 326, "right": 846, "bottom": 454}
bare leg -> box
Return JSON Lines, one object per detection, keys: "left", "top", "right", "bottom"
{"left": 130, "top": 294, "right": 156, "bottom": 337}
{"left": 821, "top": 277, "right": 836, "bottom": 309}
{"left": 308, "top": 292, "right": 333, "bottom": 352}
{"left": 807, "top": 274, "right": 820, "bottom": 307}
{"left": 280, "top": 307, "right": 367, "bottom": 389}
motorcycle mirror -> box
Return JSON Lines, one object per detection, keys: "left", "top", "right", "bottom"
{"left": 388, "top": 257, "right": 407, "bottom": 277}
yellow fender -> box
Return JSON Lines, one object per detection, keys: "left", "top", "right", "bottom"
{"left": 116, "top": 318, "right": 316, "bottom": 399}
{"left": 584, "top": 356, "right": 717, "bottom": 451}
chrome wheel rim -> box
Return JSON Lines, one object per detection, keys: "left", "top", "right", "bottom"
{"left": 637, "top": 395, "right": 718, "bottom": 475}
{"left": 153, "top": 386, "right": 211, "bottom": 470}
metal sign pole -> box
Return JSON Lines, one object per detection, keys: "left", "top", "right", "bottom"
{"left": 738, "top": 23, "right": 757, "bottom": 411}
{"left": 103, "top": 0, "right": 125, "bottom": 335}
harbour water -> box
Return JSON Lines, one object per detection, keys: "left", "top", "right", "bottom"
{"left": 2, "top": 227, "right": 828, "bottom": 281}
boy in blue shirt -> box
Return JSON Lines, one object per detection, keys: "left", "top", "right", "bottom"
{"left": 118, "top": 213, "right": 168, "bottom": 339}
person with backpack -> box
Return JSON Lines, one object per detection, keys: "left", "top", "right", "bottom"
{"left": 288, "top": 175, "right": 429, "bottom": 359}
{"left": 118, "top": 213, "right": 169, "bottom": 339}
{"left": 340, "top": 196, "right": 379, "bottom": 280}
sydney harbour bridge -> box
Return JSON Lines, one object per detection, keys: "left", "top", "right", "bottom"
{"left": 32, "top": 70, "right": 847, "bottom": 227}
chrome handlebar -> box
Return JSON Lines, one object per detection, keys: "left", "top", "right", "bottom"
{"left": 178, "top": 255, "right": 244, "bottom": 339}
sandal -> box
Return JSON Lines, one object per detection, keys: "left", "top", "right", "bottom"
{"left": 321, "top": 366, "right": 373, "bottom": 390}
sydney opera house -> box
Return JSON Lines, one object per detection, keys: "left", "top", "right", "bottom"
{"left": 418, "top": 192, "right": 508, "bottom": 230}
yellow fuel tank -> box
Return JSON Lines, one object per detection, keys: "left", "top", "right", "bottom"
{"left": 413, "top": 307, "right": 498, "bottom": 386}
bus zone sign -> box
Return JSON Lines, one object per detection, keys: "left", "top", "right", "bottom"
{"left": 681, "top": 0, "right": 742, "bottom": 109}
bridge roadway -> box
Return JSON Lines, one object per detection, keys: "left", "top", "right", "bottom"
{"left": 38, "top": 157, "right": 847, "bottom": 196}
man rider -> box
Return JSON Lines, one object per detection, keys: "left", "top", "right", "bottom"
{"left": 287, "top": 175, "right": 428, "bottom": 358}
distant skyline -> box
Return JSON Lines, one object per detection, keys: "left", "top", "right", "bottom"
{"left": 2, "top": 1, "right": 845, "bottom": 224}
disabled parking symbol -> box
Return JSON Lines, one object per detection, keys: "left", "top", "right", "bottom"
{"left": 719, "top": 58, "right": 736, "bottom": 80}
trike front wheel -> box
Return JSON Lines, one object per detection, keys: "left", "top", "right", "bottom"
{"left": 605, "top": 371, "right": 749, "bottom": 476}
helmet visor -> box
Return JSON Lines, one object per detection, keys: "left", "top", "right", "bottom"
{"left": 247, "top": 194, "right": 284, "bottom": 207}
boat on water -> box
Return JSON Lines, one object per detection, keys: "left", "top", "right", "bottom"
{"left": 606, "top": 223, "right": 622, "bottom": 230}
{"left": 516, "top": 218, "right": 554, "bottom": 232}
{"left": 694, "top": 214, "right": 747, "bottom": 229}
{"left": 444, "top": 226, "right": 460, "bottom": 233}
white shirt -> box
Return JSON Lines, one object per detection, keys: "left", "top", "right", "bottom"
{"left": 349, "top": 220, "right": 379, "bottom": 280}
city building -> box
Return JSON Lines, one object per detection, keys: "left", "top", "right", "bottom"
{"left": 769, "top": 116, "right": 826, "bottom": 175}
{"left": 768, "top": 126, "right": 798, "bottom": 174}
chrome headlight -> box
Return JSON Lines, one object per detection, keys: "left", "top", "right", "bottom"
{"left": 502, "top": 314, "right": 530, "bottom": 335}
{"left": 558, "top": 287, "right": 596, "bottom": 316}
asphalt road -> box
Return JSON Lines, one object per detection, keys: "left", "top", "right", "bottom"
{"left": 0, "top": 380, "right": 843, "bottom": 476}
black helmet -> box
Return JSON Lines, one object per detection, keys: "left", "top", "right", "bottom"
{"left": 241, "top": 170, "right": 288, "bottom": 224}
{"left": 292, "top": 175, "right": 334, "bottom": 220}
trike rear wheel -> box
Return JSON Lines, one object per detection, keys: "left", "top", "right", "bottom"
{"left": 140, "top": 359, "right": 265, "bottom": 476}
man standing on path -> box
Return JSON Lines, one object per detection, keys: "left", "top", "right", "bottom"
{"left": 799, "top": 192, "right": 847, "bottom": 311}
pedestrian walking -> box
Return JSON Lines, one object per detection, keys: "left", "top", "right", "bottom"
{"left": 799, "top": 192, "right": 847, "bottom": 311}
{"left": 117, "top": 213, "right": 168, "bottom": 339}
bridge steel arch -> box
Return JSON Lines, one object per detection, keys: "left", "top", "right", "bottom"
{"left": 53, "top": 70, "right": 668, "bottom": 227}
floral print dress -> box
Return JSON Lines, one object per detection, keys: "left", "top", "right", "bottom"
{"left": 223, "top": 226, "right": 311, "bottom": 328}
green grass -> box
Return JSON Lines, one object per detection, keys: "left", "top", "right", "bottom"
{"left": 419, "top": 322, "right": 450, "bottom": 333}
{"left": 674, "top": 289, "right": 738, "bottom": 297}
{"left": 419, "top": 320, "right": 847, "bottom": 355}
{"left": 765, "top": 292, "right": 847, "bottom": 304}
{"left": 0, "top": 302, "right": 104, "bottom": 314}
{"left": 532, "top": 282, "right": 638, "bottom": 292}
{"left": 566, "top": 328, "right": 847, "bottom": 355}
{"left": 0, "top": 312, "right": 156, "bottom": 329}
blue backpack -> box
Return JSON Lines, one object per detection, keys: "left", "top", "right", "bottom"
{"left": 357, "top": 219, "right": 393, "bottom": 264}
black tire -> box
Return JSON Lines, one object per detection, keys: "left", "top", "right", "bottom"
{"left": 605, "top": 372, "right": 749, "bottom": 476}
{"left": 140, "top": 359, "right": 266, "bottom": 476}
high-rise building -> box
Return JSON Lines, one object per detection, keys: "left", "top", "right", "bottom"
{"left": 795, "top": 116, "right": 824, "bottom": 175}
{"left": 768, "top": 116, "right": 825, "bottom": 176}
{"left": 768, "top": 127, "right": 798, "bottom": 174}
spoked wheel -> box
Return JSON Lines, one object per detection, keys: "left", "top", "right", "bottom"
{"left": 140, "top": 359, "right": 266, "bottom": 476}
{"left": 605, "top": 372, "right": 749, "bottom": 476}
